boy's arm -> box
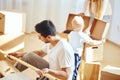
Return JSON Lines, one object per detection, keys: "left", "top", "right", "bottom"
{"left": 87, "top": 39, "right": 105, "bottom": 46}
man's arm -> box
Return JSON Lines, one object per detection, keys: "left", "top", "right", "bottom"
{"left": 37, "top": 67, "right": 71, "bottom": 80}
{"left": 8, "top": 50, "right": 46, "bottom": 58}
{"left": 33, "top": 50, "right": 46, "bottom": 57}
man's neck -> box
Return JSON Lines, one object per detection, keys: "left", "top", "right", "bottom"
{"left": 50, "top": 37, "right": 60, "bottom": 48}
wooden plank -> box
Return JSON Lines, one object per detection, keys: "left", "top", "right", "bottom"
{"left": 0, "top": 72, "right": 33, "bottom": 80}
{"left": 101, "top": 71, "right": 120, "bottom": 80}
{"left": 101, "top": 66, "right": 120, "bottom": 80}
{"left": 0, "top": 50, "right": 57, "bottom": 80}
{"left": 0, "top": 60, "right": 19, "bottom": 76}
{"left": 83, "top": 62, "right": 101, "bottom": 80}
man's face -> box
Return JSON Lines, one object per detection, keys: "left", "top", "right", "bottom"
{"left": 37, "top": 33, "right": 49, "bottom": 43}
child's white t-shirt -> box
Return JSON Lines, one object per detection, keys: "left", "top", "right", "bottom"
{"left": 68, "top": 31, "right": 92, "bottom": 56}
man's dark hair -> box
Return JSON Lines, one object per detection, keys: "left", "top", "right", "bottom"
{"left": 35, "top": 20, "right": 56, "bottom": 37}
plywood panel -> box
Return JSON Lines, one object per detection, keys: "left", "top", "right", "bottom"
{"left": 0, "top": 72, "right": 33, "bottom": 80}
{"left": 101, "top": 71, "right": 120, "bottom": 80}
{"left": 83, "top": 62, "right": 101, "bottom": 80}
{"left": 0, "top": 60, "right": 19, "bottom": 77}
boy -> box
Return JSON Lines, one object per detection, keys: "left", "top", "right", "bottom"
{"left": 68, "top": 16, "right": 104, "bottom": 80}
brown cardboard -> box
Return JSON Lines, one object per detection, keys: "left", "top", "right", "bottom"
{"left": 0, "top": 13, "right": 5, "bottom": 34}
{"left": 90, "top": 18, "right": 109, "bottom": 40}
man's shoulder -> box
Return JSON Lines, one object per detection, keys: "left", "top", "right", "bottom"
{"left": 59, "top": 39, "right": 74, "bottom": 51}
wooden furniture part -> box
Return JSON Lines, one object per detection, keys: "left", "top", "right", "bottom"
{"left": 0, "top": 50, "right": 38, "bottom": 80}
{"left": 78, "top": 43, "right": 101, "bottom": 80}
{"left": 0, "top": 50, "right": 19, "bottom": 77}
{"left": 0, "top": 60, "right": 19, "bottom": 77}
{"left": 83, "top": 62, "right": 101, "bottom": 80}
{"left": 0, "top": 72, "right": 33, "bottom": 80}
{"left": 0, "top": 13, "right": 5, "bottom": 34}
{"left": 101, "top": 65, "right": 120, "bottom": 80}
{"left": 0, "top": 50, "right": 57, "bottom": 80}
{"left": 101, "top": 71, "right": 120, "bottom": 80}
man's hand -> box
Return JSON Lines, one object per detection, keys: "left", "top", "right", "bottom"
{"left": 42, "top": 68, "right": 49, "bottom": 74}
{"left": 36, "top": 69, "right": 44, "bottom": 76}
{"left": 8, "top": 52, "right": 25, "bottom": 58}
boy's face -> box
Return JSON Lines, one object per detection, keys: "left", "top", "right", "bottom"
{"left": 72, "top": 16, "right": 84, "bottom": 31}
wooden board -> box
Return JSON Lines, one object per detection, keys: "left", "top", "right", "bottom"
{"left": 0, "top": 60, "right": 19, "bottom": 77}
{"left": 0, "top": 72, "right": 33, "bottom": 80}
{"left": 83, "top": 62, "right": 101, "bottom": 80}
{"left": 101, "top": 65, "right": 120, "bottom": 80}
{"left": 101, "top": 71, "right": 120, "bottom": 80}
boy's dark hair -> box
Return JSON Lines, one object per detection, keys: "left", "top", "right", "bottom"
{"left": 35, "top": 20, "right": 56, "bottom": 37}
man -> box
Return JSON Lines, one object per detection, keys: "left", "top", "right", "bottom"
{"left": 9, "top": 20, "right": 75, "bottom": 80}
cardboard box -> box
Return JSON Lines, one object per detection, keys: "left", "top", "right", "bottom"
{"left": 90, "top": 18, "right": 109, "bottom": 40}
{"left": 0, "top": 13, "right": 5, "bottom": 34}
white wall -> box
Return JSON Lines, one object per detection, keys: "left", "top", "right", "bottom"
{"left": 0, "top": 11, "right": 25, "bottom": 34}
{"left": 108, "top": 0, "right": 120, "bottom": 45}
